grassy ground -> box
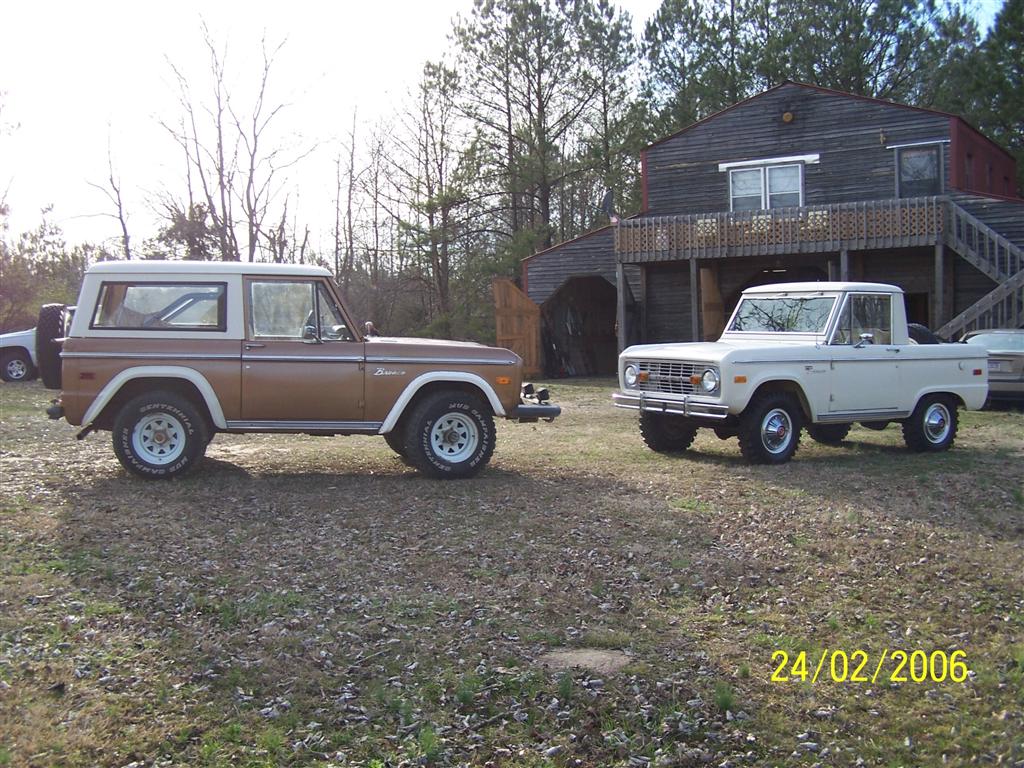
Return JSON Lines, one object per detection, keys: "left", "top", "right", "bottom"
{"left": 1, "top": 378, "right": 1022, "bottom": 767}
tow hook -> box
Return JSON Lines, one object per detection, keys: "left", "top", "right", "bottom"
{"left": 517, "top": 383, "right": 561, "bottom": 422}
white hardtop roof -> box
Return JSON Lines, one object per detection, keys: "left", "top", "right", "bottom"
{"left": 86, "top": 260, "right": 332, "bottom": 277}
{"left": 742, "top": 281, "right": 902, "bottom": 294}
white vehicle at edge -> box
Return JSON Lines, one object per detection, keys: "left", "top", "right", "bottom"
{"left": 0, "top": 327, "right": 37, "bottom": 382}
{"left": 613, "top": 282, "right": 989, "bottom": 464}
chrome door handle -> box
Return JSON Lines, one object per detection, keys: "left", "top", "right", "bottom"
{"left": 244, "top": 343, "right": 266, "bottom": 350}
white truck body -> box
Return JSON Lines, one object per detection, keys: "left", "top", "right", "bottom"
{"left": 613, "top": 282, "right": 988, "bottom": 463}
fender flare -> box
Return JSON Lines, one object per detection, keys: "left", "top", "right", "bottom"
{"left": 82, "top": 366, "right": 228, "bottom": 429}
{"left": 742, "top": 375, "right": 814, "bottom": 419}
{"left": 379, "top": 372, "right": 506, "bottom": 434}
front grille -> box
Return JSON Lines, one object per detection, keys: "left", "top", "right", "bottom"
{"left": 636, "top": 361, "right": 701, "bottom": 395}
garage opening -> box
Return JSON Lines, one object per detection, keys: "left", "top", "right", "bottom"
{"left": 541, "top": 275, "right": 618, "bottom": 376}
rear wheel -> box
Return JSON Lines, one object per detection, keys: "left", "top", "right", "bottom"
{"left": 738, "top": 393, "right": 802, "bottom": 464}
{"left": 36, "top": 304, "right": 69, "bottom": 389}
{"left": 112, "top": 391, "right": 208, "bottom": 479}
{"left": 902, "top": 395, "right": 958, "bottom": 452}
{"left": 402, "top": 391, "right": 495, "bottom": 479}
{"left": 639, "top": 413, "right": 698, "bottom": 453}
{"left": 807, "top": 423, "right": 851, "bottom": 445}
{"left": 1, "top": 349, "right": 35, "bottom": 382}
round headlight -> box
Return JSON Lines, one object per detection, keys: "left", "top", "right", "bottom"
{"left": 701, "top": 368, "right": 720, "bottom": 392}
{"left": 624, "top": 364, "right": 639, "bottom": 387}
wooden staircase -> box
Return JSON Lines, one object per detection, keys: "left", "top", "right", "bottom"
{"left": 937, "top": 201, "right": 1024, "bottom": 339}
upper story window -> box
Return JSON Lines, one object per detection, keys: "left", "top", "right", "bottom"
{"left": 889, "top": 142, "right": 944, "bottom": 198}
{"left": 720, "top": 154, "right": 817, "bottom": 212}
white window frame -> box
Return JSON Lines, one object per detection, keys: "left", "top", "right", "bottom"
{"left": 727, "top": 163, "right": 805, "bottom": 212}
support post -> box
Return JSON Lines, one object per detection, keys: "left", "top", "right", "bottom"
{"left": 699, "top": 265, "right": 724, "bottom": 341}
{"left": 934, "top": 242, "right": 945, "bottom": 329}
{"left": 689, "top": 258, "right": 700, "bottom": 341}
{"left": 616, "top": 261, "right": 626, "bottom": 352}
{"left": 840, "top": 249, "right": 849, "bottom": 281}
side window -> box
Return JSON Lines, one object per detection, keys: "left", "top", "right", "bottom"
{"left": 831, "top": 295, "right": 892, "bottom": 345}
{"left": 250, "top": 281, "right": 315, "bottom": 339}
{"left": 91, "top": 282, "right": 226, "bottom": 331}
{"left": 249, "top": 281, "right": 356, "bottom": 341}
{"left": 317, "top": 284, "right": 354, "bottom": 341}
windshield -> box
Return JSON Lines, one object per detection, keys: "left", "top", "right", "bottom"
{"left": 728, "top": 295, "right": 836, "bottom": 333}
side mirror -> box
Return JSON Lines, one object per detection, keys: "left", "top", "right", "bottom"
{"left": 854, "top": 332, "right": 874, "bottom": 348}
{"left": 302, "top": 325, "right": 321, "bottom": 343}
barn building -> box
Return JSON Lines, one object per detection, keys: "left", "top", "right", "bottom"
{"left": 496, "top": 82, "right": 1024, "bottom": 376}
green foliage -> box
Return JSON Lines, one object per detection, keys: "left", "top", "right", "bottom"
{"left": 0, "top": 207, "right": 105, "bottom": 332}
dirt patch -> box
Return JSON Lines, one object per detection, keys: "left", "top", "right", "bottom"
{"left": 538, "top": 648, "right": 631, "bottom": 674}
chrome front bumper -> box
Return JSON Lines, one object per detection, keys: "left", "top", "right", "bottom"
{"left": 612, "top": 391, "right": 730, "bottom": 420}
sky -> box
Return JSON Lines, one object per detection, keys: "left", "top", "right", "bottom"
{"left": 0, "top": 0, "right": 1002, "bottom": 253}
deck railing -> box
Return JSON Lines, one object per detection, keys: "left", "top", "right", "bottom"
{"left": 615, "top": 197, "right": 946, "bottom": 262}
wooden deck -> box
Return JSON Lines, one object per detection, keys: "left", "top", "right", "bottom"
{"left": 615, "top": 197, "right": 945, "bottom": 262}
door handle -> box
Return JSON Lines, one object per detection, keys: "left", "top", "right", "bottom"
{"left": 885, "top": 347, "right": 900, "bottom": 353}
{"left": 244, "top": 343, "right": 266, "bottom": 350}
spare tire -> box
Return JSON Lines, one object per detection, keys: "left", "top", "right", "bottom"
{"left": 36, "top": 303, "right": 69, "bottom": 390}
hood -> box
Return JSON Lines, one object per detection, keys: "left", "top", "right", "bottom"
{"left": 365, "top": 335, "right": 520, "bottom": 364}
{"left": 621, "top": 336, "right": 821, "bottom": 363}
{"left": 367, "top": 336, "right": 487, "bottom": 349}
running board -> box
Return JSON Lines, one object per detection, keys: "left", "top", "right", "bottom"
{"left": 224, "top": 420, "right": 383, "bottom": 433}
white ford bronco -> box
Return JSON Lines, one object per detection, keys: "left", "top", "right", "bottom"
{"left": 613, "top": 282, "right": 989, "bottom": 463}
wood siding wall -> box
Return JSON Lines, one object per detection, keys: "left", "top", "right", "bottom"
{"left": 643, "top": 264, "right": 694, "bottom": 342}
{"left": 524, "top": 225, "right": 641, "bottom": 306}
{"left": 644, "top": 84, "right": 951, "bottom": 216}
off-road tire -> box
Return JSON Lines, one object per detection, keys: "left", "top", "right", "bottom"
{"left": 639, "top": 413, "right": 698, "bottom": 452}
{"left": 112, "top": 391, "right": 208, "bottom": 479}
{"left": 737, "top": 392, "right": 803, "bottom": 464}
{"left": 902, "top": 394, "right": 958, "bottom": 452}
{"left": 383, "top": 430, "right": 407, "bottom": 458}
{"left": 807, "top": 423, "right": 851, "bottom": 445}
{"left": 1, "top": 349, "right": 36, "bottom": 382}
{"left": 402, "top": 390, "right": 495, "bottom": 479}
{"left": 383, "top": 430, "right": 416, "bottom": 467}
{"left": 36, "top": 303, "right": 69, "bottom": 389}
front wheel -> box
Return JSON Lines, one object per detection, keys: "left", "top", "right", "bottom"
{"left": 402, "top": 391, "right": 495, "bottom": 479}
{"left": 902, "top": 395, "right": 958, "bottom": 452}
{"left": 112, "top": 391, "right": 208, "bottom": 479}
{"left": 639, "top": 413, "right": 698, "bottom": 452}
{"left": 738, "top": 393, "right": 803, "bottom": 464}
{"left": 1, "top": 350, "right": 36, "bottom": 382}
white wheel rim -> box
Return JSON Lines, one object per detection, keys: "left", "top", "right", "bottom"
{"left": 6, "top": 359, "right": 27, "bottom": 379}
{"left": 132, "top": 413, "right": 186, "bottom": 465}
{"left": 923, "top": 402, "right": 951, "bottom": 443}
{"left": 761, "top": 408, "right": 793, "bottom": 454}
{"left": 429, "top": 412, "right": 479, "bottom": 463}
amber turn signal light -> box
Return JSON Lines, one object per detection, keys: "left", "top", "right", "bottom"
{"left": 496, "top": 376, "right": 511, "bottom": 385}
{"left": 734, "top": 375, "right": 747, "bottom": 384}
{"left": 638, "top": 371, "right": 649, "bottom": 382}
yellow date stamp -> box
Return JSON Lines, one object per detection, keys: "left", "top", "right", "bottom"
{"left": 771, "top": 649, "right": 969, "bottom": 684}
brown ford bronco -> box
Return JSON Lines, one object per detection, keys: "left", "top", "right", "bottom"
{"left": 43, "top": 261, "right": 558, "bottom": 479}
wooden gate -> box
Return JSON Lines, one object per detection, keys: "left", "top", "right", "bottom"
{"left": 492, "top": 278, "right": 542, "bottom": 376}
